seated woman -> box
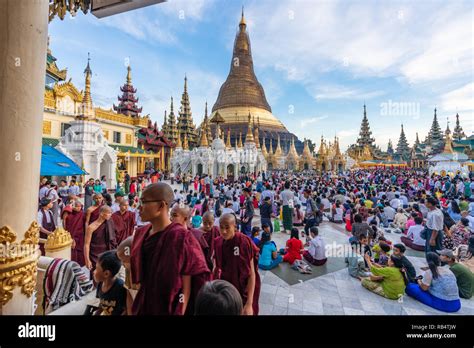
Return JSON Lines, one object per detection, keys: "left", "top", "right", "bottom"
{"left": 401, "top": 216, "right": 425, "bottom": 251}
{"left": 361, "top": 254, "right": 407, "bottom": 300}
{"left": 405, "top": 252, "right": 461, "bottom": 313}
{"left": 282, "top": 228, "right": 304, "bottom": 265}
{"left": 443, "top": 217, "right": 471, "bottom": 251}
{"left": 347, "top": 242, "right": 371, "bottom": 280}
{"left": 303, "top": 227, "right": 327, "bottom": 266}
{"left": 293, "top": 204, "right": 304, "bottom": 227}
{"left": 350, "top": 214, "right": 371, "bottom": 244}
{"left": 258, "top": 232, "right": 282, "bottom": 270}
{"left": 331, "top": 202, "right": 344, "bottom": 223}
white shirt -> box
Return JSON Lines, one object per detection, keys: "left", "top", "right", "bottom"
{"left": 222, "top": 207, "right": 234, "bottom": 215}
{"left": 333, "top": 207, "right": 344, "bottom": 221}
{"left": 464, "top": 215, "right": 474, "bottom": 231}
{"left": 37, "top": 209, "right": 52, "bottom": 228}
{"left": 309, "top": 236, "right": 326, "bottom": 260}
{"left": 111, "top": 202, "right": 120, "bottom": 213}
{"left": 39, "top": 186, "right": 49, "bottom": 200}
{"left": 321, "top": 198, "right": 331, "bottom": 210}
{"left": 426, "top": 208, "right": 444, "bottom": 231}
{"left": 407, "top": 224, "right": 425, "bottom": 246}
{"left": 390, "top": 198, "right": 402, "bottom": 209}
{"left": 384, "top": 206, "right": 396, "bottom": 220}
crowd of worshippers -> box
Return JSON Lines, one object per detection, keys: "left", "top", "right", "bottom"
{"left": 37, "top": 168, "right": 474, "bottom": 315}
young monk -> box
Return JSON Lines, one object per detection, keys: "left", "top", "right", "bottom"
{"left": 130, "top": 182, "right": 210, "bottom": 315}
{"left": 84, "top": 205, "right": 117, "bottom": 272}
{"left": 113, "top": 200, "right": 136, "bottom": 244}
{"left": 213, "top": 213, "right": 261, "bottom": 315}
{"left": 170, "top": 205, "right": 210, "bottom": 266}
{"left": 201, "top": 211, "right": 221, "bottom": 271}
{"left": 85, "top": 193, "right": 105, "bottom": 228}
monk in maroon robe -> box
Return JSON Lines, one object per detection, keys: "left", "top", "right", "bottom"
{"left": 213, "top": 213, "right": 261, "bottom": 315}
{"left": 112, "top": 200, "right": 136, "bottom": 244}
{"left": 130, "top": 183, "right": 210, "bottom": 315}
{"left": 84, "top": 205, "right": 117, "bottom": 271}
{"left": 37, "top": 198, "right": 56, "bottom": 256}
{"left": 201, "top": 211, "right": 221, "bottom": 272}
{"left": 64, "top": 200, "right": 86, "bottom": 266}
{"left": 85, "top": 193, "right": 104, "bottom": 228}
{"left": 170, "top": 205, "right": 210, "bottom": 266}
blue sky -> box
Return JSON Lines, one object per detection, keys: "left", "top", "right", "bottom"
{"left": 48, "top": 0, "right": 473, "bottom": 150}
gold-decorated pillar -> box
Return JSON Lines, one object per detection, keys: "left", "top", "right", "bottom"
{"left": 0, "top": 0, "right": 49, "bottom": 314}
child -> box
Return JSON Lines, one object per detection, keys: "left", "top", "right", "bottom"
{"left": 192, "top": 211, "right": 203, "bottom": 229}
{"left": 359, "top": 235, "right": 372, "bottom": 268}
{"left": 258, "top": 232, "right": 282, "bottom": 270}
{"left": 251, "top": 226, "right": 261, "bottom": 245}
{"left": 282, "top": 228, "right": 304, "bottom": 264}
{"left": 347, "top": 242, "right": 371, "bottom": 280}
{"left": 262, "top": 223, "right": 272, "bottom": 236}
{"left": 194, "top": 280, "right": 243, "bottom": 315}
{"left": 93, "top": 251, "right": 127, "bottom": 316}
{"left": 376, "top": 242, "right": 391, "bottom": 266}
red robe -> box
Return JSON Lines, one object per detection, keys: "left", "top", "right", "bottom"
{"left": 88, "top": 203, "right": 104, "bottom": 224}
{"left": 112, "top": 210, "right": 136, "bottom": 244}
{"left": 89, "top": 219, "right": 117, "bottom": 270}
{"left": 130, "top": 223, "right": 210, "bottom": 315}
{"left": 65, "top": 210, "right": 86, "bottom": 266}
{"left": 189, "top": 228, "right": 211, "bottom": 271}
{"left": 213, "top": 232, "right": 261, "bottom": 315}
{"left": 201, "top": 226, "right": 220, "bottom": 270}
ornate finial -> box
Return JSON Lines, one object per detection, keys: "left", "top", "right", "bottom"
{"left": 199, "top": 124, "right": 209, "bottom": 147}
{"left": 84, "top": 52, "right": 92, "bottom": 75}
{"left": 47, "top": 35, "right": 51, "bottom": 54}
{"left": 245, "top": 112, "right": 254, "bottom": 143}
{"left": 204, "top": 101, "right": 208, "bottom": 117}
{"left": 184, "top": 74, "right": 188, "bottom": 93}
{"left": 238, "top": 132, "right": 243, "bottom": 148}
{"left": 176, "top": 130, "right": 182, "bottom": 148}
{"left": 126, "top": 64, "right": 132, "bottom": 85}
{"left": 170, "top": 96, "right": 174, "bottom": 112}
{"left": 240, "top": 5, "right": 246, "bottom": 26}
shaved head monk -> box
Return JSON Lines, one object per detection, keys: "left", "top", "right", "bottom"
{"left": 118, "top": 236, "right": 138, "bottom": 315}
{"left": 85, "top": 193, "right": 104, "bottom": 228}
{"left": 171, "top": 205, "right": 211, "bottom": 271}
{"left": 213, "top": 213, "right": 261, "bottom": 315}
{"left": 84, "top": 205, "right": 117, "bottom": 271}
{"left": 201, "top": 211, "right": 220, "bottom": 272}
{"left": 113, "top": 200, "right": 136, "bottom": 244}
{"left": 130, "top": 182, "right": 210, "bottom": 315}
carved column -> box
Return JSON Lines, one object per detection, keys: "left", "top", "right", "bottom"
{"left": 0, "top": 0, "right": 49, "bottom": 315}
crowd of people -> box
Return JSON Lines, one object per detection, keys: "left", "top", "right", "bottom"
{"left": 37, "top": 168, "right": 474, "bottom": 315}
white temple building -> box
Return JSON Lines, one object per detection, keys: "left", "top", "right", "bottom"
{"left": 171, "top": 113, "right": 266, "bottom": 179}
{"left": 427, "top": 127, "right": 469, "bottom": 176}
{"left": 55, "top": 59, "right": 118, "bottom": 188}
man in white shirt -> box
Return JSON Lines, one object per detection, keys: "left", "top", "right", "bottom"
{"left": 390, "top": 194, "right": 402, "bottom": 210}
{"left": 111, "top": 192, "right": 125, "bottom": 213}
{"left": 425, "top": 197, "right": 444, "bottom": 255}
{"left": 383, "top": 203, "right": 396, "bottom": 222}
{"left": 461, "top": 211, "right": 474, "bottom": 231}
{"left": 303, "top": 227, "right": 327, "bottom": 266}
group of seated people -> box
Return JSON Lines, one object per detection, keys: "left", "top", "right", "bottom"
{"left": 347, "top": 231, "right": 474, "bottom": 313}
{"left": 254, "top": 225, "right": 327, "bottom": 273}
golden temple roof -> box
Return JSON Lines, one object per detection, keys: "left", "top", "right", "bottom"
{"left": 212, "top": 10, "right": 272, "bottom": 113}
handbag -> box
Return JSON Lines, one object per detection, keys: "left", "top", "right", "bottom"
{"left": 273, "top": 219, "right": 281, "bottom": 233}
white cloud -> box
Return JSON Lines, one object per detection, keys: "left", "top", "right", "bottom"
{"left": 440, "top": 82, "right": 474, "bottom": 113}
{"left": 300, "top": 115, "right": 328, "bottom": 127}
{"left": 246, "top": 0, "right": 473, "bottom": 86}
{"left": 310, "top": 85, "right": 386, "bottom": 101}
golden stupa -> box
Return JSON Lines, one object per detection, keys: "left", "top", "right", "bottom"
{"left": 210, "top": 8, "right": 290, "bottom": 144}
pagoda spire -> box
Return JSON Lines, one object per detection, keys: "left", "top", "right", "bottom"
{"left": 426, "top": 107, "right": 443, "bottom": 150}
{"left": 261, "top": 136, "right": 268, "bottom": 155}
{"left": 453, "top": 113, "right": 466, "bottom": 141}
{"left": 113, "top": 63, "right": 143, "bottom": 117}
{"left": 396, "top": 124, "right": 410, "bottom": 160}
{"left": 183, "top": 132, "right": 189, "bottom": 150}
{"left": 254, "top": 116, "right": 260, "bottom": 148}
{"left": 177, "top": 75, "right": 197, "bottom": 147}
{"left": 212, "top": 8, "right": 271, "bottom": 113}
{"left": 387, "top": 139, "right": 394, "bottom": 155}
{"left": 82, "top": 52, "right": 93, "bottom": 111}
{"left": 199, "top": 122, "right": 209, "bottom": 147}
{"left": 245, "top": 113, "right": 254, "bottom": 143}
{"left": 415, "top": 133, "right": 420, "bottom": 146}
{"left": 443, "top": 124, "right": 454, "bottom": 153}
{"left": 162, "top": 110, "right": 168, "bottom": 134}
{"left": 356, "top": 104, "right": 375, "bottom": 148}
{"left": 274, "top": 134, "right": 282, "bottom": 157}
{"left": 167, "top": 96, "right": 178, "bottom": 143}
